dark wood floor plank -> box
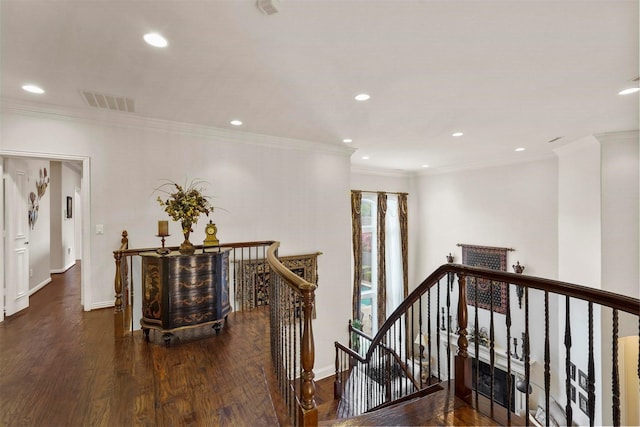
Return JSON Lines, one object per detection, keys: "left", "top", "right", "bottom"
{"left": 0, "top": 263, "right": 278, "bottom": 427}
{"left": 1, "top": 262, "right": 496, "bottom": 427}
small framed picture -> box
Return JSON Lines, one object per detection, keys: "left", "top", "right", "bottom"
{"left": 570, "top": 362, "right": 576, "bottom": 380}
{"left": 579, "top": 392, "right": 589, "bottom": 415}
{"left": 66, "top": 196, "right": 73, "bottom": 219}
{"left": 578, "top": 369, "right": 588, "bottom": 391}
{"left": 570, "top": 384, "right": 576, "bottom": 402}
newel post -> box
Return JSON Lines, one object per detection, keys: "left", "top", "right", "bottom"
{"left": 114, "top": 251, "right": 123, "bottom": 312}
{"left": 455, "top": 272, "right": 472, "bottom": 401}
{"left": 298, "top": 286, "right": 318, "bottom": 426}
{"left": 113, "top": 230, "right": 128, "bottom": 312}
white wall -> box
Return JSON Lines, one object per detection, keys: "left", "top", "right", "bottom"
{"left": 555, "top": 136, "right": 602, "bottom": 426}
{"left": 49, "top": 162, "right": 64, "bottom": 271}
{"left": 597, "top": 131, "right": 639, "bottom": 426}
{"left": 413, "top": 158, "right": 559, "bottom": 391}
{"left": 1, "top": 105, "right": 353, "bottom": 378}
{"left": 61, "top": 162, "right": 81, "bottom": 270}
{"left": 26, "top": 158, "right": 51, "bottom": 292}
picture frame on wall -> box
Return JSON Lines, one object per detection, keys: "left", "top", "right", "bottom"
{"left": 570, "top": 384, "right": 576, "bottom": 402}
{"left": 578, "top": 369, "right": 588, "bottom": 391}
{"left": 579, "top": 392, "right": 589, "bottom": 415}
{"left": 570, "top": 362, "right": 576, "bottom": 380}
{"left": 66, "top": 196, "right": 73, "bottom": 218}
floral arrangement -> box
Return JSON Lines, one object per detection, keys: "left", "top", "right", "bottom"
{"left": 155, "top": 179, "right": 213, "bottom": 235}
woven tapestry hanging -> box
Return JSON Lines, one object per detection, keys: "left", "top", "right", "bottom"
{"left": 460, "top": 244, "right": 511, "bottom": 314}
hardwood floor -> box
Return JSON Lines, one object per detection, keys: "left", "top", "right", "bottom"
{"left": 0, "top": 263, "right": 280, "bottom": 426}
{"left": 0, "top": 263, "right": 501, "bottom": 427}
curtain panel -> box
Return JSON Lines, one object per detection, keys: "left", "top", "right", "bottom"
{"left": 350, "top": 191, "right": 362, "bottom": 321}
{"left": 399, "top": 194, "right": 408, "bottom": 299}
{"left": 376, "top": 192, "right": 387, "bottom": 330}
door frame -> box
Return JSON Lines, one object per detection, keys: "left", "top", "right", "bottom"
{"left": 0, "top": 150, "right": 92, "bottom": 312}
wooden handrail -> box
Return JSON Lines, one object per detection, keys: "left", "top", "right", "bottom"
{"left": 266, "top": 242, "right": 317, "bottom": 292}
{"left": 267, "top": 242, "right": 317, "bottom": 426}
{"left": 113, "top": 239, "right": 276, "bottom": 258}
{"left": 347, "top": 262, "right": 639, "bottom": 425}
{"left": 369, "top": 263, "right": 638, "bottom": 348}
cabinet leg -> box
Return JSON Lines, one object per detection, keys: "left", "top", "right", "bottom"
{"left": 213, "top": 323, "right": 222, "bottom": 335}
{"left": 143, "top": 328, "right": 150, "bottom": 342}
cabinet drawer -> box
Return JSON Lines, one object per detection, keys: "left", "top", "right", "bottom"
{"left": 168, "top": 256, "right": 216, "bottom": 279}
{"left": 170, "top": 307, "right": 218, "bottom": 328}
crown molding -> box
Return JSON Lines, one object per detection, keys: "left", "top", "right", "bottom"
{"left": 415, "top": 151, "right": 556, "bottom": 177}
{"left": 350, "top": 165, "right": 413, "bottom": 178}
{"left": 594, "top": 129, "right": 639, "bottom": 145}
{"left": 1, "top": 98, "right": 356, "bottom": 157}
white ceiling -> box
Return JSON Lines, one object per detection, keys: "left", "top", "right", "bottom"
{"left": 2, "top": 0, "right": 638, "bottom": 173}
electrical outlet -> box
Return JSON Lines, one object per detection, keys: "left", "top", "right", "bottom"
{"left": 29, "top": 268, "right": 33, "bottom": 278}
{"left": 95, "top": 224, "right": 104, "bottom": 235}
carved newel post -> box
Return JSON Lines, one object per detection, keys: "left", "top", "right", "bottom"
{"left": 455, "top": 273, "right": 472, "bottom": 401}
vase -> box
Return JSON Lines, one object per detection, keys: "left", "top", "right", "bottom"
{"left": 179, "top": 230, "right": 195, "bottom": 255}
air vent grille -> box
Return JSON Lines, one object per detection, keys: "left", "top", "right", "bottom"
{"left": 80, "top": 90, "right": 135, "bottom": 113}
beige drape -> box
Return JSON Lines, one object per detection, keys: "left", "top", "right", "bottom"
{"left": 399, "top": 194, "right": 408, "bottom": 298}
{"left": 376, "top": 192, "right": 387, "bottom": 330}
{"left": 351, "top": 191, "right": 362, "bottom": 321}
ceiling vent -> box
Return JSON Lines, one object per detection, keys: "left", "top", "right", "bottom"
{"left": 257, "top": 0, "right": 280, "bottom": 15}
{"left": 80, "top": 90, "right": 135, "bottom": 113}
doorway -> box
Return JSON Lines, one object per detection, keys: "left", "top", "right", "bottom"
{"left": 1, "top": 151, "right": 91, "bottom": 321}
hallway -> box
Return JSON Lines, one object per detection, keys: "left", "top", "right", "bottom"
{"left": 0, "top": 264, "right": 280, "bottom": 426}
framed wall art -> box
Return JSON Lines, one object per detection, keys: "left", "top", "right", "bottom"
{"left": 236, "top": 252, "right": 321, "bottom": 313}
{"left": 578, "top": 392, "right": 589, "bottom": 415}
{"left": 66, "top": 196, "right": 73, "bottom": 219}
{"left": 459, "top": 243, "right": 513, "bottom": 314}
{"left": 578, "top": 369, "right": 588, "bottom": 391}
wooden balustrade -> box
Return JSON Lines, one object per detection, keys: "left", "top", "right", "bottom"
{"left": 112, "top": 234, "right": 316, "bottom": 426}
{"left": 334, "top": 263, "right": 639, "bottom": 426}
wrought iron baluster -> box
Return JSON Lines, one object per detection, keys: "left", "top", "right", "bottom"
{"left": 588, "top": 302, "right": 595, "bottom": 427}
{"left": 437, "top": 278, "right": 441, "bottom": 381}
{"left": 474, "top": 276, "right": 479, "bottom": 409}
{"left": 447, "top": 271, "right": 452, "bottom": 383}
{"left": 564, "top": 296, "right": 573, "bottom": 426}
{"left": 524, "top": 287, "right": 530, "bottom": 427}
{"left": 490, "top": 280, "right": 495, "bottom": 418}
{"left": 544, "top": 291, "right": 550, "bottom": 426}
{"left": 506, "top": 281, "right": 512, "bottom": 426}
{"left": 612, "top": 309, "right": 620, "bottom": 426}
{"left": 427, "top": 288, "right": 432, "bottom": 381}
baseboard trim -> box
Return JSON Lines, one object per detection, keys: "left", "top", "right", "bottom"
{"left": 29, "top": 277, "right": 52, "bottom": 296}
{"left": 91, "top": 301, "right": 115, "bottom": 310}
{"left": 50, "top": 261, "right": 76, "bottom": 274}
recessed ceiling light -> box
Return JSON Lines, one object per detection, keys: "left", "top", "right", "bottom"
{"left": 342, "top": 138, "right": 353, "bottom": 143}
{"left": 452, "top": 132, "right": 464, "bottom": 137}
{"left": 143, "top": 32, "right": 168, "bottom": 48}
{"left": 515, "top": 147, "right": 526, "bottom": 152}
{"left": 421, "top": 164, "right": 429, "bottom": 168}
{"left": 354, "top": 94, "right": 370, "bottom": 101}
{"left": 618, "top": 87, "right": 640, "bottom": 95}
{"left": 230, "top": 120, "right": 243, "bottom": 126}
{"left": 362, "top": 156, "right": 370, "bottom": 160}
{"left": 22, "top": 84, "right": 44, "bottom": 94}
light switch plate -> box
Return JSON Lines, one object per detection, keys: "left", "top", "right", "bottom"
{"left": 96, "top": 224, "right": 104, "bottom": 235}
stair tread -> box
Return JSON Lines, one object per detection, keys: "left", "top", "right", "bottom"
{"left": 320, "top": 381, "right": 499, "bottom": 426}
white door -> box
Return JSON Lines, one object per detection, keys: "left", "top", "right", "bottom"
{"left": 4, "top": 158, "right": 30, "bottom": 316}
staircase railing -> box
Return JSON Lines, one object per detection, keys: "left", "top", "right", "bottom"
{"left": 335, "top": 264, "right": 639, "bottom": 426}
{"left": 266, "top": 242, "right": 318, "bottom": 426}
{"left": 112, "top": 233, "right": 317, "bottom": 426}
